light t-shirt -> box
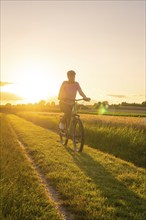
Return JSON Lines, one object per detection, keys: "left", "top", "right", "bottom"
{"left": 58, "top": 81, "right": 86, "bottom": 105}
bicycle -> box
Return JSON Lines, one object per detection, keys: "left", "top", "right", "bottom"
{"left": 59, "top": 99, "right": 85, "bottom": 152}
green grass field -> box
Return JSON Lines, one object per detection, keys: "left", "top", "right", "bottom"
{"left": 15, "top": 111, "right": 146, "bottom": 168}
{"left": 1, "top": 113, "right": 146, "bottom": 219}
{"left": 0, "top": 114, "right": 63, "bottom": 220}
{"left": 79, "top": 106, "right": 146, "bottom": 117}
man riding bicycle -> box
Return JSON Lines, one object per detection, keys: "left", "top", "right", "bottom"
{"left": 58, "top": 70, "right": 90, "bottom": 129}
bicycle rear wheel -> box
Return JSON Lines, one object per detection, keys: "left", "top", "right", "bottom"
{"left": 73, "top": 119, "right": 84, "bottom": 152}
{"left": 59, "top": 121, "right": 68, "bottom": 146}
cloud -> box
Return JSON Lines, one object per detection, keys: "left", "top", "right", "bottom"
{"left": 107, "top": 94, "right": 127, "bottom": 98}
{"left": 132, "top": 94, "right": 146, "bottom": 97}
{"left": 1, "top": 92, "right": 23, "bottom": 101}
{"left": 0, "top": 81, "right": 14, "bottom": 86}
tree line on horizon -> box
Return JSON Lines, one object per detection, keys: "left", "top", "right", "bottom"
{"left": 1, "top": 100, "right": 146, "bottom": 109}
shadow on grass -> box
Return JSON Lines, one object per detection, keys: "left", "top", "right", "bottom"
{"left": 14, "top": 113, "right": 146, "bottom": 168}
{"left": 65, "top": 146, "right": 146, "bottom": 219}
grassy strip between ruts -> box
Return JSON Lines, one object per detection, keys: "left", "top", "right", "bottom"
{"left": 7, "top": 114, "right": 146, "bottom": 220}
{"left": 0, "top": 114, "right": 62, "bottom": 220}
{"left": 15, "top": 111, "right": 146, "bottom": 168}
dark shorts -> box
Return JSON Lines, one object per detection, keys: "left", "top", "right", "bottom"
{"left": 59, "top": 101, "right": 73, "bottom": 124}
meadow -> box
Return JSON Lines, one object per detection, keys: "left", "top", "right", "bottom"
{"left": 15, "top": 111, "right": 146, "bottom": 168}
{"left": 77, "top": 106, "right": 146, "bottom": 117}
{"left": 0, "top": 114, "right": 62, "bottom": 220}
{"left": 1, "top": 112, "right": 146, "bottom": 219}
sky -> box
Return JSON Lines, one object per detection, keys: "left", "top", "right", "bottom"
{"left": 1, "top": 0, "right": 145, "bottom": 104}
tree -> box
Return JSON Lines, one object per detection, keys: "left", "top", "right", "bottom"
{"left": 102, "top": 101, "right": 109, "bottom": 108}
{"left": 51, "top": 101, "right": 55, "bottom": 107}
{"left": 38, "top": 100, "right": 46, "bottom": 106}
{"left": 46, "top": 102, "right": 51, "bottom": 107}
{"left": 93, "top": 102, "right": 101, "bottom": 109}
{"left": 5, "top": 103, "right": 12, "bottom": 107}
{"left": 142, "top": 101, "right": 146, "bottom": 106}
{"left": 121, "top": 102, "right": 128, "bottom": 106}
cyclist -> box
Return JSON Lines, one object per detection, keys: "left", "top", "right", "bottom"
{"left": 58, "top": 70, "right": 90, "bottom": 129}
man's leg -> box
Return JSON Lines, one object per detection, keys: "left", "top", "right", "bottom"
{"left": 65, "top": 105, "right": 72, "bottom": 128}
{"left": 59, "top": 102, "right": 73, "bottom": 127}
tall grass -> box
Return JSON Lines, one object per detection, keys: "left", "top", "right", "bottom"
{"left": 15, "top": 111, "right": 146, "bottom": 168}
{"left": 82, "top": 115, "right": 146, "bottom": 167}
{"left": 8, "top": 114, "right": 146, "bottom": 220}
{"left": 0, "top": 114, "right": 62, "bottom": 220}
{"left": 84, "top": 124, "right": 145, "bottom": 167}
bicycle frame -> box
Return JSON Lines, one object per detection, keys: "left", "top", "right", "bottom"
{"left": 68, "top": 99, "right": 84, "bottom": 133}
{"left": 59, "top": 98, "right": 85, "bottom": 151}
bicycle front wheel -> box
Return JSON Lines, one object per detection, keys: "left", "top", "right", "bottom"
{"left": 73, "top": 119, "right": 84, "bottom": 152}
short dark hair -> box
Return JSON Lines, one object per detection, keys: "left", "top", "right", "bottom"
{"left": 67, "top": 70, "right": 76, "bottom": 77}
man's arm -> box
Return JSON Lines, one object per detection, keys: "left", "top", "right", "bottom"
{"left": 77, "top": 83, "right": 90, "bottom": 101}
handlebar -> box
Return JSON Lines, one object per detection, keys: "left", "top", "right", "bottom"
{"left": 62, "top": 98, "right": 90, "bottom": 102}
{"left": 74, "top": 98, "right": 85, "bottom": 101}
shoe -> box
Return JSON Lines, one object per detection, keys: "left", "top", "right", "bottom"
{"left": 59, "top": 122, "right": 65, "bottom": 130}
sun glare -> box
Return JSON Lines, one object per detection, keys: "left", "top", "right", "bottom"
{"left": 2, "top": 75, "right": 59, "bottom": 103}
{"left": 18, "top": 82, "right": 48, "bottom": 103}
{"left": 20, "top": 78, "right": 58, "bottom": 103}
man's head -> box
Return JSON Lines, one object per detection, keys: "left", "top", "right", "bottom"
{"left": 67, "top": 70, "right": 76, "bottom": 83}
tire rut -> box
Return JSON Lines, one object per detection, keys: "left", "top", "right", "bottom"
{"left": 9, "top": 121, "right": 74, "bottom": 220}
{"left": 17, "top": 139, "right": 74, "bottom": 220}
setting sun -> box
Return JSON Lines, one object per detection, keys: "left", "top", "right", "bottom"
{"left": 17, "top": 80, "right": 49, "bottom": 103}
{"left": 1, "top": 74, "right": 59, "bottom": 103}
